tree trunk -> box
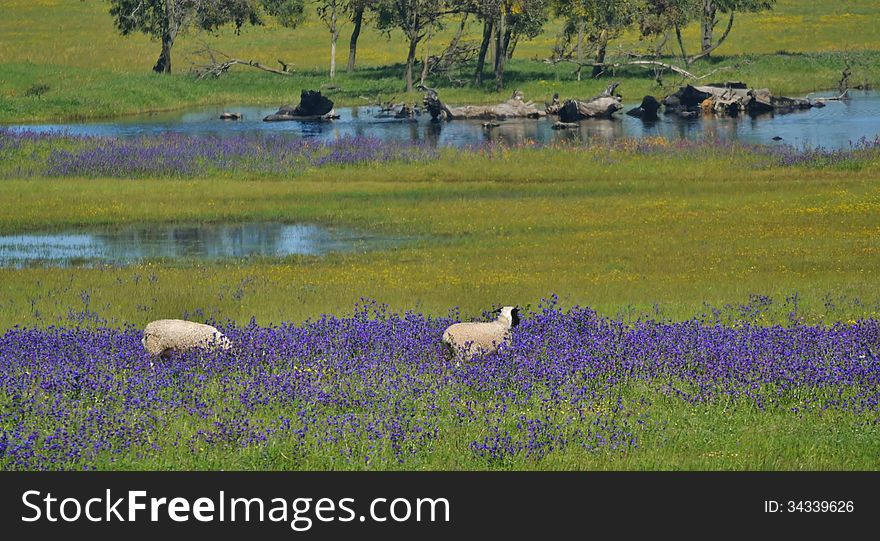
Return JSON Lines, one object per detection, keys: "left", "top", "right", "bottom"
{"left": 329, "top": 9, "right": 338, "bottom": 79}
{"left": 495, "top": 11, "right": 507, "bottom": 92}
{"left": 675, "top": 25, "right": 687, "bottom": 62}
{"left": 330, "top": 32, "right": 337, "bottom": 78}
{"left": 576, "top": 22, "right": 584, "bottom": 64}
{"left": 420, "top": 32, "right": 431, "bottom": 86}
{"left": 700, "top": 0, "right": 717, "bottom": 55}
{"left": 346, "top": 5, "right": 364, "bottom": 72}
{"left": 153, "top": 0, "right": 174, "bottom": 74}
{"left": 493, "top": 22, "right": 501, "bottom": 72}
{"left": 688, "top": 12, "right": 734, "bottom": 65}
{"left": 405, "top": 36, "right": 419, "bottom": 93}
{"left": 591, "top": 29, "right": 608, "bottom": 78}
{"left": 153, "top": 31, "right": 173, "bottom": 73}
{"left": 448, "top": 14, "right": 468, "bottom": 51}
{"left": 474, "top": 20, "right": 493, "bottom": 86}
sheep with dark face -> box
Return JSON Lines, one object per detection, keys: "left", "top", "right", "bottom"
{"left": 142, "top": 319, "right": 231, "bottom": 360}
{"left": 441, "top": 306, "right": 520, "bottom": 360}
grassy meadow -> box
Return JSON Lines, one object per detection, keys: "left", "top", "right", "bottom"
{"left": 1, "top": 1, "right": 880, "bottom": 121}
{"left": 1, "top": 2, "right": 880, "bottom": 471}
{"left": 1, "top": 141, "right": 878, "bottom": 329}
{"left": 2, "top": 138, "right": 880, "bottom": 470}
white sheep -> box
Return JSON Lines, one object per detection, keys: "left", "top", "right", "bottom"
{"left": 441, "top": 306, "right": 521, "bottom": 360}
{"left": 141, "top": 319, "right": 231, "bottom": 360}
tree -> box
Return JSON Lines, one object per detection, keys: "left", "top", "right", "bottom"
{"left": 375, "top": 0, "right": 451, "bottom": 92}
{"left": 638, "top": 0, "right": 774, "bottom": 65}
{"left": 638, "top": 0, "right": 704, "bottom": 65}
{"left": 698, "top": 0, "right": 774, "bottom": 57}
{"left": 466, "top": 0, "right": 546, "bottom": 89}
{"left": 317, "top": 0, "right": 344, "bottom": 78}
{"left": 467, "top": 0, "right": 501, "bottom": 86}
{"left": 346, "top": 0, "right": 373, "bottom": 72}
{"left": 552, "top": 0, "right": 635, "bottom": 77}
{"left": 109, "top": 1, "right": 306, "bottom": 74}
{"left": 496, "top": 0, "right": 547, "bottom": 89}
{"left": 108, "top": 0, "right": 265, "bottom": 73}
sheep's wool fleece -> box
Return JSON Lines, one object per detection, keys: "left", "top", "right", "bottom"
{"left": 442, "top": 320, "right": 511, "bottom": 358}
{"left": 142, "top": 319, "right": 231, "bottom": 357}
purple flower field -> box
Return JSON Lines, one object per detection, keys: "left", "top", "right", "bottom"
{"left": 0, "top": 130, "right": 440, "bottom": 178}
{"left": 2, "top": 300, "right": 878, "bottom": 470}
{"left": 2, "top": 129, "right": 879, "bottom": 179}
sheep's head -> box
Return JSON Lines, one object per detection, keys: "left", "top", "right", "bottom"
{"left": 498, "top": 306, "right": 520, "bottom": 328}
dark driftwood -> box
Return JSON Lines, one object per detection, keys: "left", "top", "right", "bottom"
{"left": 420, "top": 85, "right": 456, "bottom": 121}
{"left": 626, "top": 96, "right": 661, "bottom": 121}
{"left": 376, "top": 104, "right": 418, "bottom": 119}
{"left": 551, "top": 121, "right": 579, "bottom": 130}
{"left": 264, "top": 90, "right": 337, "bottom": 122}
{"left": 421, "top": 86, "right": 544, "bottom": 121}
{"left": 553, "top": 82, "right": 623, "bottom": 122}
{"left": 664, "top": 82, "right": 824, "bottom": 117}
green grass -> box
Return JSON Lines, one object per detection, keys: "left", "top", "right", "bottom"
{"left": 2, "top": 2, "right": 879, "bottom": 471}
{"left": 1, "top": 147, "right": 878, "bottom": 330}
{"left": 86, "top": 386, "right": 880, "bottom": 470}
{"left": 1, "top": 1, "right": 880, "bottom": 121}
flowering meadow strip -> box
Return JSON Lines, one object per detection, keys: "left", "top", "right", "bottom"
{"left": 1, "top": 301, "right": 878, "bottom": 470}
{"left": 2, "top": 130, "right": 879, "bottom": 179}
{"left": 0, "top": 130, "right": 440, "bottom": 178}
{"left": 468, "top": 134, "right": 880, "bottom": 169}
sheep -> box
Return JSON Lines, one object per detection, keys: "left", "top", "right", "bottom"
{"left": 441, "top": 306, "right": 520, "bottom": 361}
{"left": 141, "top": 319, "right": 231, "bottom": 360}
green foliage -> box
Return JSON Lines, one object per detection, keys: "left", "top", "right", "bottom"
{"left": 262, "top": 0, "right": 307, "bottom": 27}
{"left": 107, "top": 0, "right": 264, "bottom": 37}
{"left": 638, "top": 0, "right": 694, "bottom": 37}
{"left": 713, "top": 0, "right": 775, "bottom": 14}
{"left": 551, "top": 0, "right": 638, "bottom": 60}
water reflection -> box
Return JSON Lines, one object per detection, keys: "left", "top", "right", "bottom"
{"left": 4, "top": 91, "right": 879, "bottom": 150}
{"left": 0, "top": 222, "right": 406, "bottom": 267}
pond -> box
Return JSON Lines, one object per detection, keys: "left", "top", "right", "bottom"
{"left": 0, "top": 222, "right": 407, "bottom": 268}
{"left": 4, "top": 90, "right": 879, "bottom": 150}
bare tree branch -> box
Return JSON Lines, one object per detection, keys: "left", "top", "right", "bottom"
{"left": 686, "top": 12, "right": 735, "bottom": 65}
{"left": 190, "top": 46, "right": 294, "bottom": 79}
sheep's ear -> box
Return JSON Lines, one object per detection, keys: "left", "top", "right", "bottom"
{"left": 511, "top": 308, "right": 521, "bottom": 327}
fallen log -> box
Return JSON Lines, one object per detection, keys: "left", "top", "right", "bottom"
{"left": 374, "top": 103, "right": 418, "bottom": 119}
{"left": 626, "top": 96, "right": 661, "bottom": 121}
{"left": 809, "top": 90, "right": 849, "bottom": 103}
{"left": 419, "top": 84, "right": 456, "bottom": 121}
{"left": 555, "top": 83, "right": 623, "bottom": 122}
{"left": 557, "top": 97, "right": 622, "bottom": 121}
{"left": 264, "top": 90, "right": 338, "bottom": 122}
{"left": 664, "top": 82, "right": 825, "bottom": 117}
{"left": 663, "top": 85, "right": 714, "bottom": 112}
{"left": 446, "top": 98, "right": 546, "bottom": 120}
{"left": 747, "top": 88, "right": 821, "bottom": 115}
{"left": 420, "top": 86, "right": 544, "bottom": 121}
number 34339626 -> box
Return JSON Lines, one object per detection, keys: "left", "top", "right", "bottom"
{"left": 764, "top": 500, "right": 854, "bottom": 513}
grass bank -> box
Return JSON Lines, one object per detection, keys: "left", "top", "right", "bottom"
{"left": 1, "top": 141, "right": 878, "bottom": 329}
{"left": 1, "top": 1, "right": 879, "bottom": 122}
